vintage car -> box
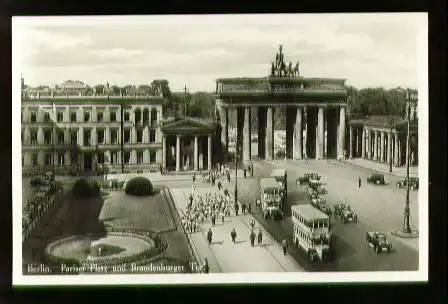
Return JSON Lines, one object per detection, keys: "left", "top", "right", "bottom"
{"left": 333, "top": 203, "right": 351, "bottom": 216}
{"left": 365, "top": 232, "right": 392, "bottom": 253}
{"left": 308, "top": 180, "right": 328, "bottom": 195}
{"left": 339, "top": 208, "right": 358, "bottom": 223}
{"left": 296, "top": 172, "right": 321, "bottom": 185}
{"left": 396, "top": 177, "right": 419, "bottom": 190}
{"left": 367, "top": 173, "right": 386, "bottom": 185}
{"left": 306, "top": 189, "right": 319, "bottom": 200}
{"left": 311, "top": 199, "right": 333, "bottom": 216}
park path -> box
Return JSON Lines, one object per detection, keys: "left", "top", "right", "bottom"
{"left": 170, "top": 187, "right": 304, "bottom": 273}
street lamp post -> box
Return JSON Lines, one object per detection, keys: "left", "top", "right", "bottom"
{"left": 403, "top": 88, "right": 416, "bottom": 233}
{"left": 234, "top": 146, "right": 239, "bottom": 206}
{"left": 389, "top": 117, "right": 394, "bottom": 173}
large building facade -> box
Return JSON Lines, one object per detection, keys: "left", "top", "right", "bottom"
{"left": 21, "top": 93, "right": 165, "bottom": 174}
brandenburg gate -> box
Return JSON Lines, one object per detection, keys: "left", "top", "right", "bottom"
{"left": 214, "top": 45, "right": 348, "bottom": 163}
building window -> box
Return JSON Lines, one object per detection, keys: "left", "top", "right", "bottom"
{"left": 97, "top": 112, "right": 103, "bottom": 122}
{"left": 97, "top": 129, "right": 105, "bottom": 144}
{"left": 32, "top": 153, "right": 38, "bottom": 165}
{"left": 84, "top": 112, "right": 90, "bottom": 122}
{"left": 58, "top": 153, "right": 65, "bottom": 165}
{"left": 124, "top": 112, "right": 130, "bottom": 121}
{"left": 111, "top": 151, "right": 117, "bottom": 164}
{"left": 151, "top": 109, "right": 157, "bottom": 125}
{"left": 150, "top": 151, "right": 156, "bottom": 164}
{"left": 110, "top": 112, "right": 116, "bottom": 122}
{"left": 45, "top": 154, "right": 52, "bottom": 166}
{"left": 57, "top": 112, "right": 63, "bottom": 122}
{"left": 44, "top": 112, "right": 51, "bottom": 122}
{"left": 137, "top": 151, "right": 143, "bottom": 164}
{"left": 137, "top": 129, "right": 143, "bottom": 143}
{"left": 83, "top": 130, "right": 90, "bottom": 146}
{"left": 143, "top": 109, "right": 149, "bottom": 123}
{"left": 57, "top": 132, "right": 64, "bottom": 145}
{"left": 111, "top": 129, "right": 118, "bottom": 144}
{"left": 30, "top": 113, "right": 37, "bottom": 123}
{"left": 30, "top": 131, "right": 37, "bottom": 145}
{"left": 124, "top": 151, "right": 130, "bottom": 164}
{"left": 124, "top": 130, "right": 131, "bottom": 143}
{"left": 71, "top": 132, "right": 78, "bottom": 145}
{"left": 135, "top": 110, "right": 141, "bottom": 123}
{"left": 44, "top": 130, "right": 52, "bottom": 145}
{"left": 70, "top": 112, "right": 77, "bottom": 122}
{"left": 150, "top": 130, "right": 156, "bottom": 143}
{"left": 98, "top": 152, "right": 105, "bottom": 164}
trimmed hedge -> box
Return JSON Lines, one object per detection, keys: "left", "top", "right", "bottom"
{"left": 125, "top": 177, "right": 153, "bottom": 196}
{"left": 30, "top": 177, "right": 46, "bottom": 186}
{"left": 72, "top": 178, "right": 101, "bottom": 199}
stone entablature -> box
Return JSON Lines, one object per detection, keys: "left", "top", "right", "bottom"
{"left": 215, "top": 77, "right": 347, "bottom": 97}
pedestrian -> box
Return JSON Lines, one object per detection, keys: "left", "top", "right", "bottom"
{"left": 234, "top": 203, "right": 239, "bottom": 216}
{"left": 212, "top": 176, "right": 216, "bottom": 186}
{"left": 282, "top": 239, "right": 288, "bottom": 255}
{"left": 207, "top": 228, "right": 213, "bottom": 245}
{"left": 243, "top": 167, "right": 247, "bottom": 179}
{"left": 257, "top": 229, "right": 263, "bottom": 245}
{"left": 250, "top": 219, "right": 256, "bottom": 231}
{"left": 247, "top": 203, "right": 252, "bottom": 214}
{"left": 231, "top": 228, "right": 237, "bottom": 243}
{"left": 358, "top": 177, "right": 362, "bottom": 188}
{"left": 221, "top": 210, "right": 225, "bottom": 223}
{"left": 211, "top": 213, "right": 216, "bottom": 226}
{"left": 250, "top": 164, "right": 254, "bottom": 177}
{"left": 304, "top": 153, "right": 308, "bottom": 164}
{"left": 227, "top": 172, "right": 231, "bottom": 183}
{"left": 217, "top": 180, "right": 222, "bottom": 191}
{"left": 192, "top": 173, "right": 196, "bottom": 183}
{"left": 242, "top": 203, "right": 246, "bottom": 215}
{"left": 203, "top": 258, "right": 210, "bottom": 273}
{"left": 250, "top": 231, "right": 256, "bottom": 247}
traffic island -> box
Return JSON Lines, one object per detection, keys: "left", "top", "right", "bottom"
{"left": 391, "top": 228, "right": 419, "bottom": 238}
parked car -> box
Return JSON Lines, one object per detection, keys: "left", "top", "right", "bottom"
{"left": 396, "top": 177, "right": 419, "bottom": 190}
{"left": 365, "top": 232, "right": 392, "bottom": 253}
{"left": 296, "top": 172, "right": 321, "bottom": 185}
{"left": 333, "top": 203, "right": 351, "bottom": 216}
{"left": 367, "top": 173, "right": 386, "bottom": 185}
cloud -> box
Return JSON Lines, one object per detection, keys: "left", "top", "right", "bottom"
{"left": 15, "top": 14, "right": 424, "bottom": 91}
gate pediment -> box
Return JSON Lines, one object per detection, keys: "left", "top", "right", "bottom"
{"left": 161, "top": 117, "right": 217, "bottom": 135}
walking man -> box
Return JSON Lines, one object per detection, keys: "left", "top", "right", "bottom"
{"left": 211, "top": 213, "right": 216, "bottom": 226}
{"left": 217, "top": 180, "right": 222, "bottom": 191}
{"left": 243, "top": 167, "right": 247, "bottom": 179}
{"left": 234, "top": 202, "right": 239, "bottom": 216}
{"left": 227, "top": 172, "right": 231, "bottom": 183}
{"left": 358, "top": 177, "right": 362, "bottom": 188}
{"left": 282, "top": 238, "right": 288, "bottom": 255}
{"left": 207, "top": 228, "right": 213, "bottom": 245}
{"left": 202, "top": 258, "right": 210, "bottom": 273}
{"left": 242, "top": 203, "right": 246, "bottom": 215}
{"left": 250, "top": 231, "right": 256, "bottom": 247}
{"left": 247, "top": 203, "right": 252, "bottom": 214}
{"left": 231, "top": 228, "right": 237, "bottom": 243}
{"left": 250, "top": 219, "right": 256, "bottom": 231}
{"left": 192, "top": 173, "right": 196, "bottom": 183}
{"left": 257, "top": 229, "right": 263, "bottom": 245}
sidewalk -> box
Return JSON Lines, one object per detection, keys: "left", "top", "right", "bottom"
{"left": 340, "top": 158, "right": 418, "bottom": 178}
{"left": 170, "top": 188, "right": 304, "bottom": 273}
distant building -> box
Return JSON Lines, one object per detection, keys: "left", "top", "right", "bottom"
{"left": 59, "top": 80, "right": 90, "bottom": 91}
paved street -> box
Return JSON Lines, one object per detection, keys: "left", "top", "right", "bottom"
{"left": 229, "top": 159, "right": 419, "bottom": 271}
{"left": 170, "top": 187, "right": 304, "bottom": 273}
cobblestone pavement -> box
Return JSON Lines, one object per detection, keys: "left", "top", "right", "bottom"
{"left": 170, "top": 187, "right": 304, "bottom": 273}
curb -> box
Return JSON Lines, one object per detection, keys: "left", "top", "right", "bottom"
{"left": 391, "top": 229, "right": 419, "bottom": 239}
{"left": 339, "top": 160, "right": 418, "bottom": 178}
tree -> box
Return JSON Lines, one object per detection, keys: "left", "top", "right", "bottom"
{"left": 137, "top": 85, "right": 151, "bottom": 94}
{"left": 150, "top": 79, "right": 172, "bottom": 99}
{"left": 94, "top": 84, "right": 106, "bottom": 94}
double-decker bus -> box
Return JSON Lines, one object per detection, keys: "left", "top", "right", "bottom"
{"left": 270, "top": 169, "right": 287, "bottom": 203}
{"left": 291, "top": 204, "right": 332, "bottom": 262}
{"left": 256, "top": 177, "right": 284, "bottom": 220}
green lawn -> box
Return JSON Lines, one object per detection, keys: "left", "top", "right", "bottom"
{"left": 99, "top": 188, "right": 176, "bottom": 233}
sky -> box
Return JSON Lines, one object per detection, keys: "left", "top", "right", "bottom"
{"left": 13, "top": 13, "right": 427, "bottom": 92}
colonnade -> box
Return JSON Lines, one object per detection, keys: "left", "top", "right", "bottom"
{"left": 348, "top": 125, "right": 418, "bottom": 167}
{"left": 163, "top": 134, "right": 212, "bottom": 172}
{"left": 219, "top": 105, "right": 347, "bottom": 162}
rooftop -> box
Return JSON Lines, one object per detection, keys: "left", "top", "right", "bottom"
{"left": 270, "top": 169, "right": 287, "bottom": 177}
{"left": 260, "top": 177, "right": 281, "bottom": 189}
{"left": 291, "top": 204, "right": 329, "bottom": 220}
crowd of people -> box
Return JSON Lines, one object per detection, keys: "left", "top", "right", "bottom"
{"left": 180, "top": 188, "right": 234, "bottom": 234}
